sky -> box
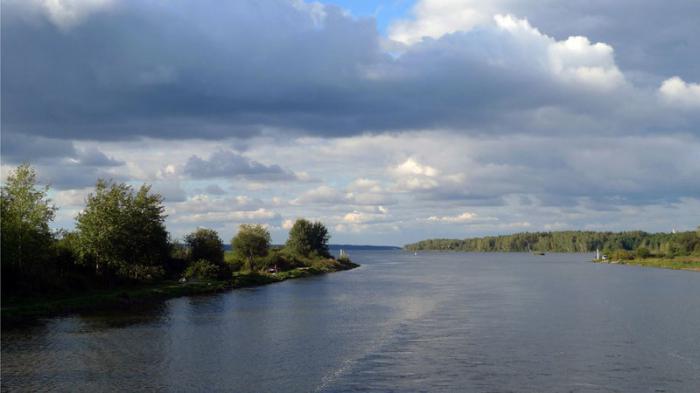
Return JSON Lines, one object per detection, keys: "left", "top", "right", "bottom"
{"left": 1, "top": 0, "right": 699, "bottom": 246}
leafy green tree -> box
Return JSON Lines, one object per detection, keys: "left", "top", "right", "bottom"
{"left": 231, "top": 224, "right": 271, "bottom": 270}
{"left": 285, "top": 219, "right": 330, "bottom": 257}
{"left": 1, "top": 164, "right": 57, "bottom": 280}
{"left": 75, "top": 180, "right": 169, "bottom": 281}
{"left": 184, "top": 228, "right": 224, "bottom": 265}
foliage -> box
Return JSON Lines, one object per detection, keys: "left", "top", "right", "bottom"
{"left": 75, "top": 180, "right": 169, "bottom": 281}
{"left": 1, "top": 164, "right": 57, "bottom": 293}
{"left": 0, "top": 166, "right": 349, "bottom": 304}
{"left": 405, "top": 229, "right": 700, "bottom": 258}
{"left": 231, "top": 224, "right": 271, "bottom": 270}
{"left": 184, "top": 228, "right": 224, "bottom": 265}
{"left": 0, "top": 164, "right": 57, "bottom": 268}
{"left": 285, "top": 219, "right": 330, "bottom": 257}
{"left": 613, "top": 256, "right": 700, "bottom": 271}
{"left": 184, "top": 259, "right": 221, "bottom": 280}
{"left": 338, "top": 253, "right": 351, "bottom": 264}
{"left": 164, "top": 241, "right": 190, "bottom": 278}
{"left": 635, "top": 247, "right": 651, "bottom": 259}
{"left": 609, "top": 249, "right": 634, "bottom": 261}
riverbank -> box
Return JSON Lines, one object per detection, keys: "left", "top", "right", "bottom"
{"left": 593, "top": 256, "right": 700, "bottom": 271}
{"left": 2, "top": 259, "right": 358, "bottom": 322}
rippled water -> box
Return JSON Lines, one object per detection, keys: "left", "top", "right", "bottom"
{"left": 2, "top": 251, "right": 700, "bottom": 392}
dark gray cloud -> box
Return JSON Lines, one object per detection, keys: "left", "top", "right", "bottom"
{"left": 36, "top": 164, "right": 127, "bottom": 190}
{"left": 500, "top": 0, "right": 700, "bottom": 83}
{"left": 1, "top": 133, "right": 77, "bottom": 164}
{"left": 75, "top": 147, "right": 124, "bottom": 167}
{"left": 184, "top": 149, "right": 297, "bottom": 181}
{"left": 1, "top": 132, "right": 126, "bottom": 190}
{"left": 2, "top": 0, "right": 697, "bottom": 145}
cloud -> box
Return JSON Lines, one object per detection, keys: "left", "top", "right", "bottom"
{"left": 491, "top": 15, "right": 625, "bottom": 91}
{"left": 394, "top": 158, "right": 439, "bottom": 177}
{"left": 74, "top": 147, "right": 123, "bottom": 167}
{"left": 11, "top": 0, "right": 115, "bottom": 30}
{"left": 204, "top": 184, "right": 227, "bottom": 195}
{"left": 53, "top": 188, "right": 91, "bottom": 207}
{"left": 659, "top": 77, "right": 700, "bottom": 108}
{"left": 3, "top": 0, "right": 697, "bottom": 144}
{"left": 388, "top": 0, "right": 492, "bottom": 45}
{"left": 291, "top": 184, "right": 397, "bottom": 206}
{"left": 184, "top": 150, "right": 297, "bottom": 181}
{"left": 150, "top": 181, "right": 187, "bottom": 203}
{"left": 292, "top": 185, "right": 347, "bottom": 205}
{"left": 389, "top": 0, "right": 700, "bottom": 82}
{"left": 1, "top": 133, "right": 77, "bottom": 164}
{"left": 343, "top": 208, "right": 388, "bottom": 224}
{"left": 173, "top": 208, "right": 280, "bottom": 224}
{"left": 282, "top": 219, "right": 295, "bottom": 230}
{"left": 2, "top": 0, "right": 700, "bottom": 244}
{"left": 348, "top": 178, "right": 383, "bottom": 193}
{"left": 427, "top": 212, "right": 478, "bottom": 223}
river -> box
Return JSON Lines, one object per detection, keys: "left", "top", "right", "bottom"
{"left": 2, "top": 251, "right": 699, "bottom": 392}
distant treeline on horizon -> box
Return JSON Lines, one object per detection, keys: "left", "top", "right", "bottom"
{"left": 404, "top": 229, "right": 700, "bottom": 256}
{"left": 222, "top": 244, "right": 401, "bottom": 251}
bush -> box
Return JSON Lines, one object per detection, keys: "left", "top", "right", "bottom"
{"left": 224, "top": 251, "right": 244, "bottom": 272}
{"left": 610, "top": 249, "right": 634, "bottom": 261}
{"left": 184, "top": 259, "right": 221, "bottom": 281}
{"left": 635, "top": 247, "right": 651, "bottom": 259}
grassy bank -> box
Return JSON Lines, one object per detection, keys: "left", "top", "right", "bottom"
{"left": 594, "top": 256, "right": 700, "bottom": 271}
{"left": 2, "top": 258, "right": 358, "bottom": 321}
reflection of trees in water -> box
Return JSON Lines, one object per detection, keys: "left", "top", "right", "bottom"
{"left": 76, "top": 301, "right": 168, "bottom": 330}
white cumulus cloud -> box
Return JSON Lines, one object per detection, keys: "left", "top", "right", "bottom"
{"left": 659, "top": 76, "right": 700, "bottom": 108}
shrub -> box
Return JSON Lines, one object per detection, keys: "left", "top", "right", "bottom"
{"left": 610, "top": 249, "right": 634, "bottom": 261}
{"left": 635, "top": 247, "right": 651, "bottom": 259}
{"left": 184, "top": 259, "right": 221, "bottom": 281}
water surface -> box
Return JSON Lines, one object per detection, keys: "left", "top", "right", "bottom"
{"left": 3, "top": 251, "right": 699, "bottom": 392}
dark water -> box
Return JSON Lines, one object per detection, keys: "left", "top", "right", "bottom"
{"left": 2, "top": 252, "right": 700, "bottom": 392}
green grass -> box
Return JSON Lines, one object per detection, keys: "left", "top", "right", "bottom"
{"left": 2, "top": 257, "right": 359, "bottom": 321}
{"left": 595, "top": 256, "right": 700, "bottom": 271}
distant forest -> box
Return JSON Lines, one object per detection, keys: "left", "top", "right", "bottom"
{"left": 404, "top": 229, "right": 700, "bottom": 256}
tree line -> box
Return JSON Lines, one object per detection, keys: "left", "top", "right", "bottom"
{"left": 405, "top": 229, "right": 700, "bottom": 257}
{"left": 1, "top": 164, "right": 334, "bottom": 298}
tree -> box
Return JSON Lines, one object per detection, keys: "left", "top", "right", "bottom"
{"left": 1, "top": 164, "right": 57, "bottom": 288}
{"left": 75, "top": 180, "right": 169, "bottom": 281}
{"left": 184, "top": 228, "right": 224, "bottom": 265}
{"left": 285, "top": 219, "right": 330, "bottom": 257}
{"left": 231, "top": 224, "right": 271, "bottom": 270}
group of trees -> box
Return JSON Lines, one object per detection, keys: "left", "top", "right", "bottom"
{"left": 405, "top": 230, "right": 700, "bottom": 257}
{"left": 179, "top": 219, "right": 331, "bottom": 280}
{"left": 1, "top": 164, "right": 332, "bottom": 296}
